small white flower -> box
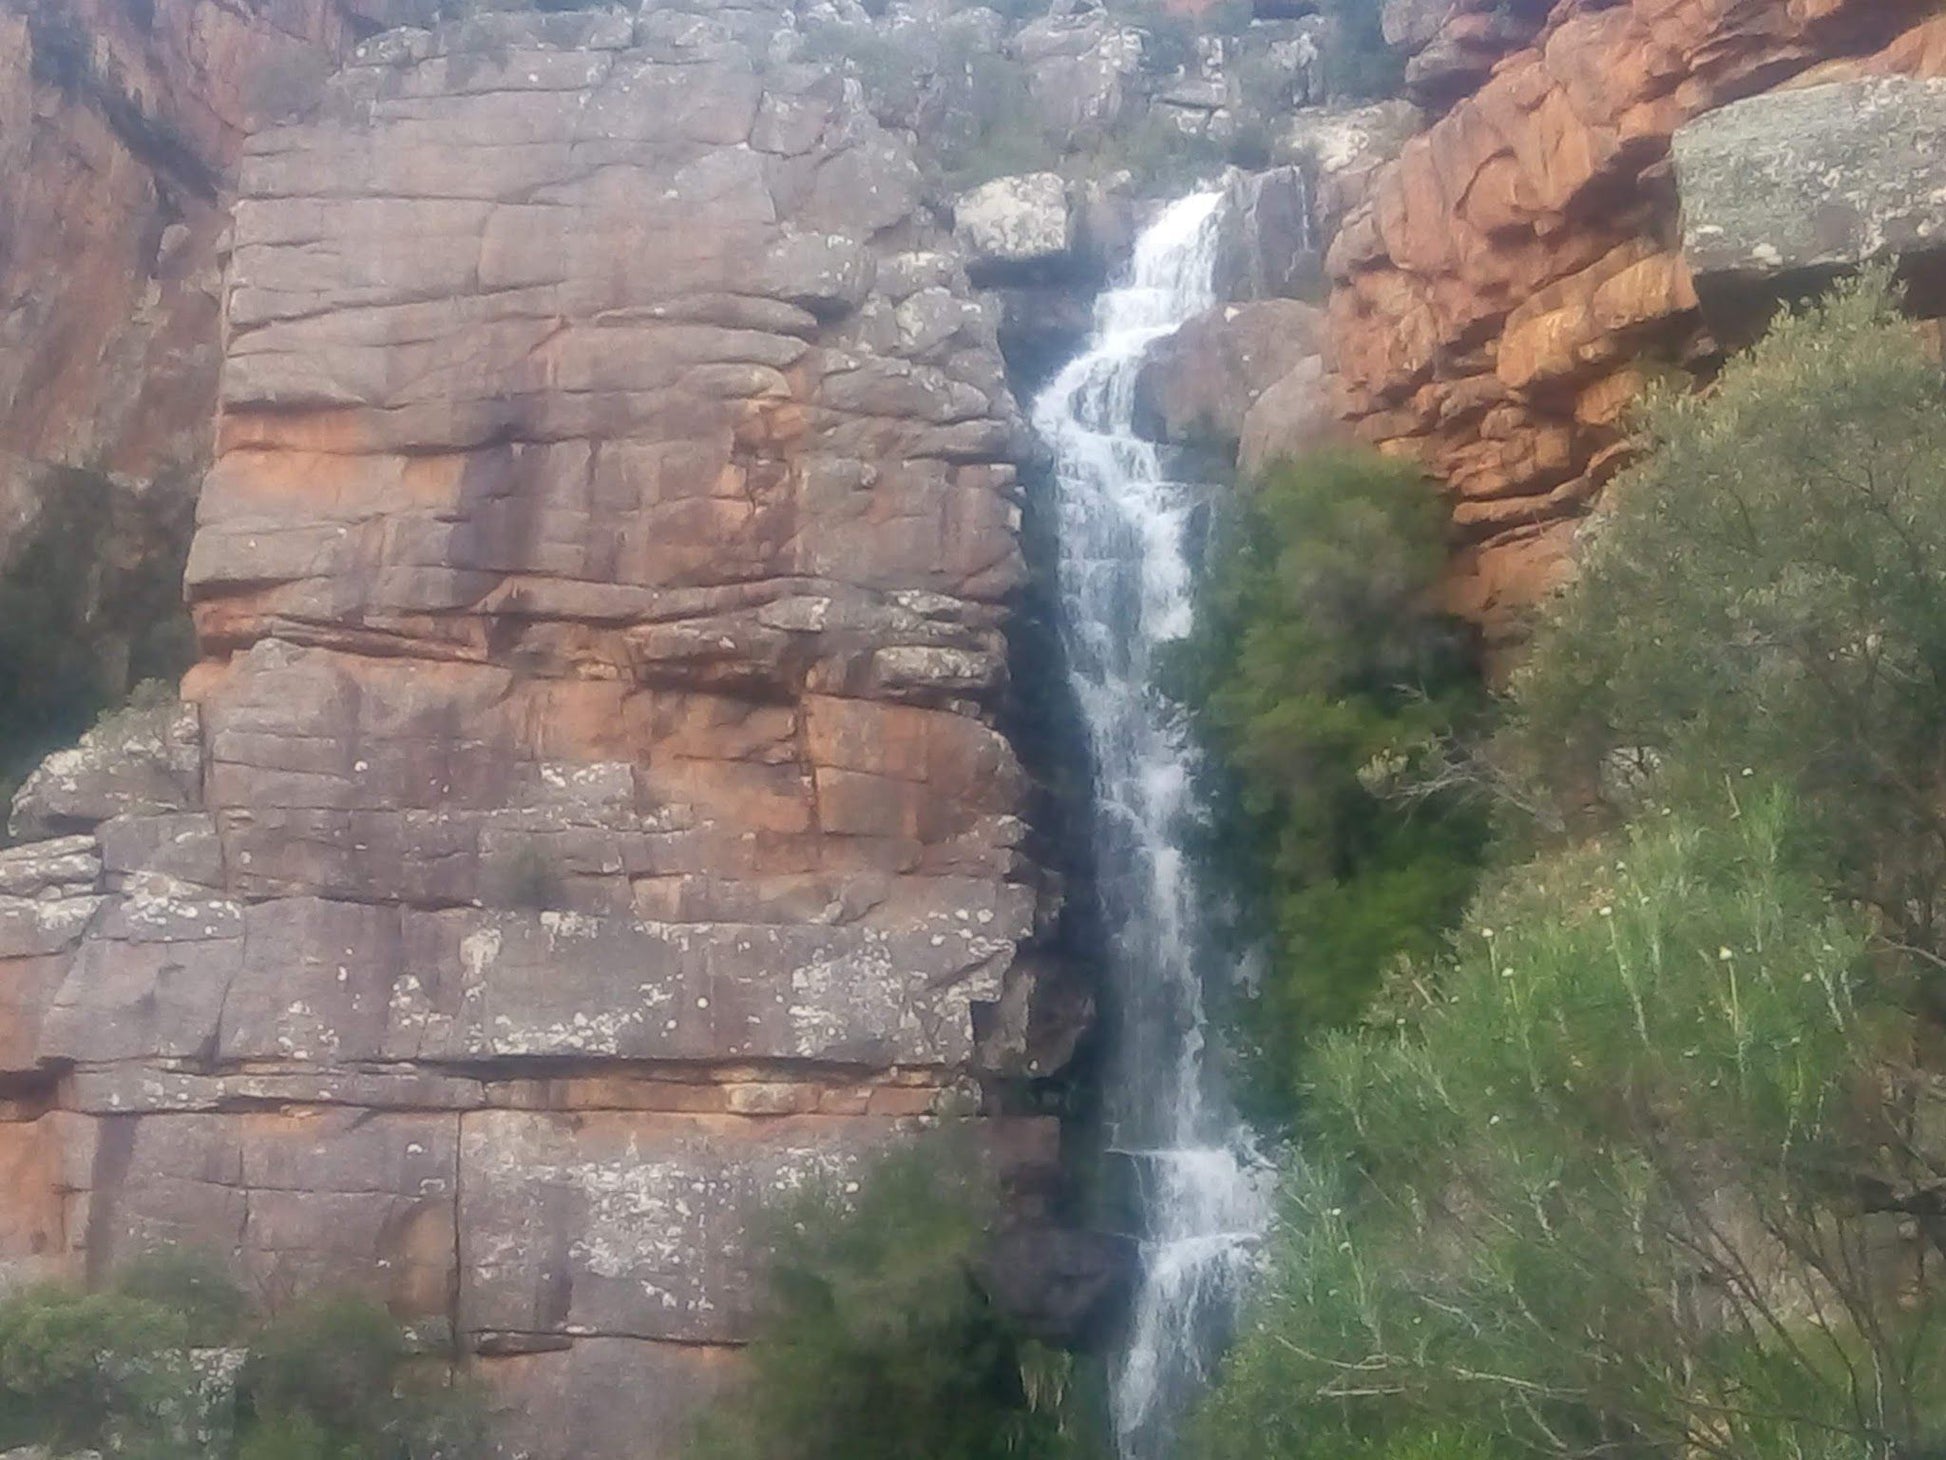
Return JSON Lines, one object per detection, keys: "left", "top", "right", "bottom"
{"left": 1718, "top": 946, "right": 1735, "bottom": 961}
{"left": 1598, "top": 905, "right": 1613, "bottom": 918}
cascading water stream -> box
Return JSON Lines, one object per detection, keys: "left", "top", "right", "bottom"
{"left": 1032, "top": 193, "right": 1272, "bottom": 1458}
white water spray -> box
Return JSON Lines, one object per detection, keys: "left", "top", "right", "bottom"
{"left": 1033, "top": 193, "right": 1272, "bottom": 1459}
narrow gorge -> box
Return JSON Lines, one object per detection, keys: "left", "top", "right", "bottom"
{"left": 5, "top": 0, "right": 1946, "bottom": 1456}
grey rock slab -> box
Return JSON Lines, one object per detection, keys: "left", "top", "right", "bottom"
{"left": 11, "top": 702, "right": 201, "bottom": 841}
{"left": 953, "top": 173, "right": 1075, "bottom": 271}
{"left": 1677, "top": 78, "right": 1946, "bottom": 325}
{"left": 479, "top": 1338, "right": 736, "bottom": 1460}
{"left": 458, "top": 1110, "right": 923, "bottom": 1342}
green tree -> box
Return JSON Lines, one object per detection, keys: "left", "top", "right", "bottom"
{"left": 1198, "top": 797, "right": 1944, "bottom": 1460}
{"left": 236, "top": 1293, "right": 485, "bottom": 1460}
{"left": 688, "top": 1135, "right": 1103, "bottom": 1460}
{"left": 0, "top": 1253, "right": 485, "bottom": 1460}
{"left": 1509, "top": 274, "right": 1946, "bottom": 995}
{"left": 1164, "top": 448, "right": 1487, "bottom": 1125}
{"left": 0, "top": 1284, "right": 195, "bottom": 1454}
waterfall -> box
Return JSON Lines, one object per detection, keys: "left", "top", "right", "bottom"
{"left": 1032, "top": 193, "right": 1272, "bottom": 1458}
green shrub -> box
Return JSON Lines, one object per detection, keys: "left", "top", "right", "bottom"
{"left": 236, "top": 1292, "right": 484, "bottom": 1460}
{"left": 0, "top": 1284, "right": 194, "bottom": 1454}
{"left": 1198, "top": 797, "right": 1941, "bottom": 1460}
{"left": 0, "top": 1258, "right": 486, "bottom": 1460}
{"left": 239, "top": 1294, "right": 410, "bottom": 1435}
{"left": 113, "top": 1247, "right": 250, "bottom": 1346}
{"left": 1508, "top": 272, "right": 1946, "bottom": 994}
{"left": 687, "top": 1134, "right": 1103, "bottom": 1460}
{"left": 1162, "top": 448, "right": 1487, "bottom": 1126}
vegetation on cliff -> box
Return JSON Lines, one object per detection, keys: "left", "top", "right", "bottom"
{"left": 1162, "top": 447, "right": 1489, "bottom": 1128}
{"left": 0, "top": 1250, "right": 485, "bottom": 1460}
{"left": 1192, "top": 276, "right": 1946, "bottom": 1459}
{"left": 689, "top": 1136, "right": 1104, "bottom": 1460}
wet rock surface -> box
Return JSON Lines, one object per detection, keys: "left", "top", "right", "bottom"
{"left": 0, "top": 8, "right": 1068, "bottom": 1455}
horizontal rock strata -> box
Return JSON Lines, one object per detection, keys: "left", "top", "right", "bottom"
{"left": 0, "top": 8, "right": 1069, "bottom": 1456}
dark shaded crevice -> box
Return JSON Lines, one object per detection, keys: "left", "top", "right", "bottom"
{"left": 25, "top": 3, "right": 222, "bottom": 202}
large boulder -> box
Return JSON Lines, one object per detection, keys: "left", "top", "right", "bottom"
{"left": 1240, "top": 356, "right": 1338, "bottom": 475}
{"left": 1132, "top": 300, "right": 1325, "bottom": 447}
{"left": 1213, "top": 167, "right": 1324, "bottom": 302}
{"left": 1676, "top": 77, "right": 1946, "bottom": 338}
{"left": 955, "top": 172, "right": 1078, "bottom": 280}
{"left": 976, "top": 1224, "right": 1138, "bottom": 1350}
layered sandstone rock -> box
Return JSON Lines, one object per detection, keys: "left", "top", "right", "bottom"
{"left": 0, "top": 9, "right": 1069, "bottom": 1456}
{"left": 1327, "top": 0, "right": 1939, "bottom": 653}
{"left": 0, "top": 0, "right": 413, "bottom": 750}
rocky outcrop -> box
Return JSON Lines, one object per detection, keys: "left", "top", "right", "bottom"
{"left": 1213, "top": 166, "right": 1322, "bottom": 302}
{"left": 0, "top": 0, "right": 388, "bottom": 753}
{"left": 1011, "top": 3, "right": 1145, "bottom": 150}
{"left": 957, "top": 172, "right": 1081, "bottom": 277}
{"left": 1381, "top": 0, "right": 1551, "bottom": 112}
{"left": 0, "top": 9, "right": 1072, "bottom": 1456}
{"left": 1326, "top": 0, "right": 1939, "bottom": 654}
{"left": 1675, "top": 76, "right": 1946, "bottom": 336}
{"left": 1134, "top": 299, "right": 1324, "bottom": 446}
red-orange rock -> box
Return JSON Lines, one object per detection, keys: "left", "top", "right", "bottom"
{"left": 1327, "top": 0, "right": 1936, "bottom": 653}
{"left": 0, "top": 11, "right": 1072, "bottom": 1454}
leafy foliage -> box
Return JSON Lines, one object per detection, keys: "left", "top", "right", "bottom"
{"left": 1194, "top": 280, "right": 1946, "bottom": 1460}
{"left": 1163, "top": 448, "right": 1488, "bottom": 1126}
{"left": 1509, "top": 273, "right": 1946, "bottom": 987}
{"left": 237, "top": 1293, "right": 484, "bottom": 1460}
{"left": 688, "top": 1135, "right": 1104, "bottom": 1460}
{"left": 113, "top": 1247, "right": 251, "bottom": 1346}
{"left": 1199, "top": 798, "right": 1945, "bottom": 1460}
{"left": 0, "top": 1253, "right": 485, "bottom": 1460}
{"left": 0, "top": 1283, "right": 195, "bottom": 1454}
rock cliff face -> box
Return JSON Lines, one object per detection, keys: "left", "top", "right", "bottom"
{"left": 0, "top": 0, "right": 399, "bottom": 721}
{"left": 1329, "top": 0, "right": 1943, "bottom": 654}
{"left": 0, "top": 8, "right": 1068, "bottom": 1455}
